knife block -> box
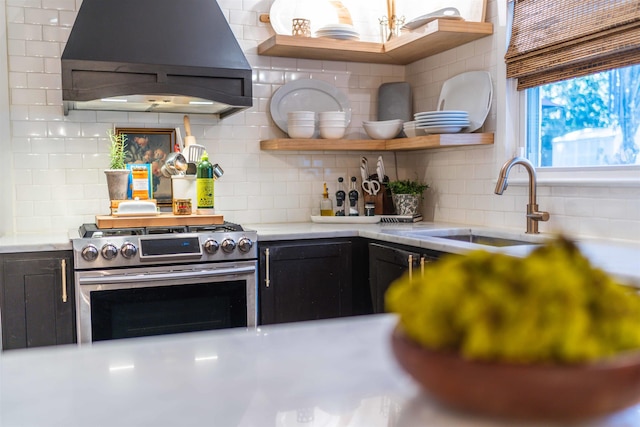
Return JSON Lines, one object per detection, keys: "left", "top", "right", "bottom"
{"left": 371, "top": 184, "right": 394, "bottom": 215}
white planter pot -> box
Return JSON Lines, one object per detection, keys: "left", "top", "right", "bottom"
{"left": 104, "top": 169, "right": 130, "bottom": 201}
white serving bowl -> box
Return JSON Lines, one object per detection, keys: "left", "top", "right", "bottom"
{"left": 288, "top": 125, "right": 315, "bottom": 139}
{"left": 319, "top": 126, "right": 346, "bottom": 139}
{"left": 363, "top": 119, "right": 404, "bottom": 139}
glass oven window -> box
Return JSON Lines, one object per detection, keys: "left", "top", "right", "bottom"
{"left": 90, "top": 281, "right": 247, "bottom": 341}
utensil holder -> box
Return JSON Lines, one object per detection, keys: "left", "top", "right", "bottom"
{"left": 378, "top": 17, "right": 389, "bottom": 43}
{"left": 391, "top": 16, "right": 405, "bottom": 38}
{"left": 171, "top": 175, "right": 197, "bottom": 214}
{"left": 381, "top": 14, "right": 405, "bottom": 42}
{"left": 292, "top": 18, "right": 311, "bottom": 37}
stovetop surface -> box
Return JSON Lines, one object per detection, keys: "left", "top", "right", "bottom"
{"left": 73, "top": 221, "right": 257, "bottom": 269}
{"left": 79, "top": 222, "right": 244, "bottom": 238}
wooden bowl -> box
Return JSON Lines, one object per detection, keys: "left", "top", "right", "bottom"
{"left": 391, "top": 327, "right": 640, "bottom": 421}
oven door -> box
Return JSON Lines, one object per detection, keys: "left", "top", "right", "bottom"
{"left": 75, "top": 261, "right": 257, "bottom": 344}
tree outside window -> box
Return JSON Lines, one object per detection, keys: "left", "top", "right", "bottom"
{"left": 528, "top": 64, "right": 640, "bottom": 167}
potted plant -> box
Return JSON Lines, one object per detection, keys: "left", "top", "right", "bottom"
{"left": 388, "top": 178, "right": 429, "bottom": 216}
{"left": 104, "top": 129, "right": 130, "bottom": 201}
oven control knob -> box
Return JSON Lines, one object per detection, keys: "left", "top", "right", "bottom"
{"left": 204, "top": 239, "right": 220, "bottom": 254}
{"left": 81, "top": 244, "right": 99, "bottom": 262}
{"left": 120, "top": 242, "right": 138, "bottom": 259}
{"left": 221, "top": 238, "right": 236, "bottom": 254}
{"left": 237, "top": 237, "right": 253, "bottom": 253}
{"left": 101, "top": 243, "right": 119, "bottom": 260}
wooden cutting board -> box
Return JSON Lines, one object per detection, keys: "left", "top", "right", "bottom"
{"left": 95, "top": 213, "right": 224, "bottom": 229}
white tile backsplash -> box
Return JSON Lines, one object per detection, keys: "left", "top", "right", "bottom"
{"left": 24, "top": 7, "right": 58, "bottom": 25}
{"left": 1, "top": 0, "right": 638, "bottom": 242}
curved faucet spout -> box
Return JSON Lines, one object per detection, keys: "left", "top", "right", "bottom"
{"left": 494, "top": 156, "right": 549, "bottom": 234}
{"left": 494, "top": 157, "right": 537, "bottom": 205}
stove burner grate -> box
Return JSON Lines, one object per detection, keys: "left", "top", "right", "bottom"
{"left": 145, "top": 226, "right": 188, "bottom": 234}
{"left": 188, "top": 223, "right": 244, "bottom": 233}
{"left": 79, "top": 222, "right": 245, "bottom": 238}
{"left": 79, "top": 224, "right": 143, "bottom": 237}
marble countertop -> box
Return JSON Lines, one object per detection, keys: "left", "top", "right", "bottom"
{"left": 1, "top": 314, "right": 638, "bottom": 427}
{"left": 246, "top": 221, "right": 640, "bottom": 286}
{"left": 0, "top": 221, "right": 639, "bottom": 285}
{"left": 0, "top": 231, "right": 73, "bottom": 253}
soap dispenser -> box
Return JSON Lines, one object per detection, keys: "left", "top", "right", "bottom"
{"left": 320, "top": 183, "right": 334, "bottom": 216}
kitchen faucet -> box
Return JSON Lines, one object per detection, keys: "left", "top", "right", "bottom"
{"left": 494, "top": 156, "right": 550, "bottom": 234}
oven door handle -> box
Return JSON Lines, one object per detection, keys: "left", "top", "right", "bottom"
{"left": 78, "top": 265, "right": 256, "bottom": 285}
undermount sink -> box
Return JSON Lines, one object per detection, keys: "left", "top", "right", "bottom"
{"left": 437, "top": 234, "right": 537, "bottom": 247}
{"left": 381, "top": 228, "right": 546, "bottom": 247}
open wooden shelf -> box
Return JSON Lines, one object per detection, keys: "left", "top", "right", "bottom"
{"left": 258, "top": 20, "right": 493, "bottom": 65}
{"left": 260, "top": 133, "right": 494, "bottom": 151}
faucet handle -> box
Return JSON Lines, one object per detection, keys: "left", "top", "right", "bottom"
{"left": 527, "top": 211, "right": 550, "bottom": 222}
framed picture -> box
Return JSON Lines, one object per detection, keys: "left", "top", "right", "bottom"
{"left": 116, "top": 127, "right": 177, "bottom": 206}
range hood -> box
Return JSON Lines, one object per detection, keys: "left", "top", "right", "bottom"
{"left": 61, "top": 0, "right": 252, "bottom": 118}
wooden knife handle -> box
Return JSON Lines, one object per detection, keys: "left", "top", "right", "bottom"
{"left": 329, "top": 0, "right": 353, "bottom": 25}
{"left": 183, "top": 115, "right": 192, "bottom": 137}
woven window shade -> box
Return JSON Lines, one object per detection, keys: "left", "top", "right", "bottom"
{"left": 505, "top": 0, "right": 640, "bottom": 90}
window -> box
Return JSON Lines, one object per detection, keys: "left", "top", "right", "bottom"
{"left": 526, "top": 64, "right": 640, "bottom": 168}
{"left": 505, "top": 0, "right": 640, "bottom": 172}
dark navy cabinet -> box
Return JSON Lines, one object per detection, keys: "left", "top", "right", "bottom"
{"left": 0, "top": 251, "right": 75, "bottom": 350}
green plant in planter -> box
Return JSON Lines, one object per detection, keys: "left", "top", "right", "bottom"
{"left": 388, "top": 178, "right": 429, "bottom": 216}
{"left": 387, "top": 179, "right": 429, "bottom": 196}
{"left": 107, "top": 129, "right": 127, "bottom": 170}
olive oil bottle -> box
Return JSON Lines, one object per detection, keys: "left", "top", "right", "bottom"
{"left": 196, "top": 151, "right": 214, "bottom": 211}
{"left": 320, "top": 182, "right": 334, "bottom": 216}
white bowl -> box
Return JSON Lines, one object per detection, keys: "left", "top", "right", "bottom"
{"left": 319, "top": 126, "right": 346, "bottom": 139}
{"left": 318, "top": 119, "right": 347, "bottom": 127}
{"left": 318, "top": 111, "right": 346, "bottom": 121}
{"left": 288, "top": 125, "right": 315, "bottom": 139}
{"left": 288, "top": 123, "right": 315, "bottom": 129}
{"left": 403, "top": 127, "right": 426, "bottom": 138}
{"left": 288, "top": 119, "right": 316, "bottom": 126}
{"left": 288, "top": 110, "right": 315, "bottom": 119}
{"left": 363, "top": 119, "right": 404, "bottom": 139}
{"left": 288, "top": 121, "right": 315, "bottom": 127}
{"left": 363, "top": 119, "right": 404, "bottom": 125}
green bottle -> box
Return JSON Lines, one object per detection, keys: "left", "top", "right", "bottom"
{"left": 196, "top": 151, "right": 214, "bottom": 210}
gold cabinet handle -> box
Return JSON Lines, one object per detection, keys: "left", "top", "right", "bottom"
{"left": 408, "top": 255, "right": 413, "bottom": 281}
{"left": 420, "top": 256, "right": 425, "bottom": 278}
{"left": 265, "top": 248, "right": 270, "bottom": 288}
{"left": 61, "top": 259, "right": 68, "bottom": 303}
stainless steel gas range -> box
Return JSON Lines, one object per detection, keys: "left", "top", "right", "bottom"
{"left": 72, "top": 222, "right": 258, "bottom": 344}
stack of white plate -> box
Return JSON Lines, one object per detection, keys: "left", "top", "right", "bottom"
{"left": 414, "top": 110, "right": 470, "bottom": 134}
{"left": 315, "top": 24, "right": 360, "bottom": 40}
{"left": 438, "top": 71, "right": 493, "bottom": 132}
